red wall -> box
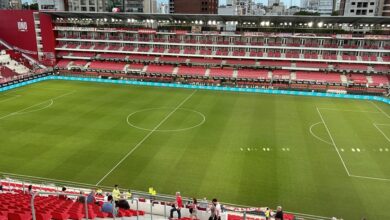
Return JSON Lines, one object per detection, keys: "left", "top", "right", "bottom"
{"left": 0, "top": 10, "right": 38, "bottom": 59}
{"left": 39, "top": 13, "right": 56, "bottom": 65}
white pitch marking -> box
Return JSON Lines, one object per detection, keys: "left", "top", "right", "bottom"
{"left": 352, "top": 148, "right": 356, "bottom": 152}
{"left": 386, "top": 148, "right": 389, "bottom": 152}
{"left": 0, "top": 95, "right": 21, "bottom": 103}
{"left": 350, "top": 174, "right": 390, "bottom": 182}
{"left": 319, "top": 107, "right": 381, "bottom": 114}
{"left": 127, "top": 107, "right": 206, "bottom": 132}
{"left": 282, "top": 148, "right": 285, "bottom": 151}
{"left": 316, "top": 107, "right": 351, "bottom": 176}
{"left": 373, "top": 123, "right": 390, "bottom": 143}
{"left": 240, "top": 148, "right": 243, "bottom": 151}
{"left": 309, "top": 121, "right": 333, "bottom": 145}
{"left": 356, "top": 148, "right": 360, "bottom": 152}
{"left": 247, "top": 148, "right": 251, "bottom": 151}
{"left": 0, "top": 91, "right": 75, "bottom": 120}
{"left": 370, "top": 101, "right": 390, "bottom": 119}
{"left": 286, "top": 148, "right": 290, "bottom": 151}
{"left": 340, "top": 148, "right": 344, "bottom": 152}
{"left": 266, "top": 148, "right": 270, "bottom": 151}
{"left": 96, "top": 90, "right": 197, "bottom": 185}
{"left": 379, "top": 148, "right": 383, "bottom": 152}
{"left": 262, "top": 148, "right": 266, "bottom": 151}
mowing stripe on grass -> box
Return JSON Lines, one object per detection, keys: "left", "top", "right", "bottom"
{"left": 373, "top": 123, "right": 390, "bottom": 143}
{"left": 350, "top": 174, "right": 390, "bottom": 182}
{"left": 95, "top": 90, "right": 197, "bottom": 185}
{"left": 370, "top": 101, "right": 390, "bottom": 119}
{"left": 0, "top": 90, "right": 75, "bottom": 120}
{"left": 309, "top": 121, "right": 332, "bottom": 145}
{"left": 318, "top": 108, "right": 381, "bottom": 113}
{"left": 316, "top": 107, "right": 351, "bottom": 176}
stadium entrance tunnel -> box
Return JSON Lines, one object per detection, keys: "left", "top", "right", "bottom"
{"left": 126, "top": 107, "right": 206, "bottom": 132}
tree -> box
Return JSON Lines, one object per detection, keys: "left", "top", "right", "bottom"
{"left": 29, "top": 3, "right": 38, "bottom": 10}
{"left": 293, "top": 11, "right": 320, "bottom": 16}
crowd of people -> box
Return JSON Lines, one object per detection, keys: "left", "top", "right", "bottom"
{"left": 19, "top": 183, "right": 285, "bottom": 219}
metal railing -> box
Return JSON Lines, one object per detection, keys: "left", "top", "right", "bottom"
{"left": 30, "top": 191, "right": 88, "bottom": 220}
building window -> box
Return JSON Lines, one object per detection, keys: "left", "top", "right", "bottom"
{"left": 357, "top": 2, "right": 362, "bottom": 7}
{"left": 351, "top": 2, "right": 356, "bottom": 5}
{"left": 363, "top": 2, "right": 368, "bottom": 7}
{"left": 362, "top": 9, "right": 367, "bottom": 14}
{"left": 370, "top": 2, "right": 374, "bottom": 5}
{"left": 350, "top": 9, "right": 355, "bottom": 12}
{"left": 369, "top": 9, "right": 373, "bottom": 13}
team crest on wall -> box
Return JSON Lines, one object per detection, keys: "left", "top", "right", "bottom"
{"left": 17, "top": 19, "right": 28, "bottom": 32}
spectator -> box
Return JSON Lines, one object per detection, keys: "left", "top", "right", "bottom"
{"left": 77, "top": 191, "right": 86, "bottom": 203}
{"left": 59, "top": 187, "right": 67, "bottom": 200}
{"left": 124, "top": 190, "right": 132, "bottom": 200}
{"left": 265, "top": 207, "right": 271, "bottom": 220}
{"left": 189, "top": 198, "right": 198, "bottom": 220}
{"left": 87, "top": 190, "right": 96, "bottom": 204}
{"left": 170, "top": 192, "right": 183, "bottom": 219}
{"left": 112, "top": 185, "right": 121, "bottom": 201}
{"left": 0, "top": 184, "right": 3, "bottom": 191}
{"left": 102, "top": 195, "right": 118, "bottom": 216}
{"left": 117, "top": 194, "right": 130, "bottom": 210}
{"left": 26, "top": 185, "right": 33, "bottom": 195}
{"left": 96, "top": 188, "right": 103, "bottom": 196}
{"left": 209, "top": 198, "right": 221, "bottom": 220}
{"left": 275, "top": 206, "right": 283, "bottom": 220}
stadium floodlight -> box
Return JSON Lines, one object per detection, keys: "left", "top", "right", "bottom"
{"left": 317, "top": 22, "right": 323, "bottom": 28}
{"left": 365, "top": 24, "right": 369, "bottom": 27}
{"left": 213, "top": 20, "right": 217, "bottom": 25}
{"left": 195, "top": 20, "right": 198, "bottom": 24}
{"left": 266, "top": 21, "right": 270, "bottom": 26}
{"left": 387, "top": 24, "right": 390, "bottom": 27}
{"left": 199, "top": 21, "right": 203, "bottom": 25}
{"left": 308, "top": 22, "right": 313, "bottom": 27}
{"left": 260, "top": 21, "right": 265, "bottom": 26}
{"left": 289, "top": 22, "right": 292, "bottom": 26}
{"left": 370, "top": 24, "right": 374, "bottom": 27}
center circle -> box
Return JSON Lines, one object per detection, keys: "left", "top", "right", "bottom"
{"left": 126, "top": 107, "right": 206, "bottom": 132}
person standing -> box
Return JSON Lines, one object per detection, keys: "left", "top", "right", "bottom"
{"left": 209, "top": 198, "right": 221, "bottom": 220}
{"left": 265, "top": 207, "right": 271, "bottom": 220}
{"left": 112, "top": 185, "right": 121, "bottom": 202}
{"left": 275, "top": 206, "right": 283, "bottom": 220}
{"left": 189, "top": 198, "right": 198, "bottom": 220}
{"left": 170, "top": 192, "right": 183, "bottom": 219}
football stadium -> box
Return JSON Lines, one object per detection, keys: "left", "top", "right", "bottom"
{"left": 0, "top": 9, "right": 389, "bottom": 220}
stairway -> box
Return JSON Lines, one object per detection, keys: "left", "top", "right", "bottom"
{"left": 366, "top": 75, "right": 373, "bottom": 84}
{"left": 340, "top": 74, "right": 348, "bottom": 84}
{"left": 290, "top": 72, "right": 296, "bottom": 80}
{"left": 172, "top": 67, "right": 179, "bottom": 75}
{"left": 205, "top": 68, "right": 211, "bottom": 77}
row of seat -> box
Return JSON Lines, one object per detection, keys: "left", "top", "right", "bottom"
{"left": 56, "top": 53, "right": 389, "bottom": 73}
{"left": 56, "top": 60, "right": 390, "bottom": 87}
{"left": 56, "top": 40, "right": 389, "bottom": 50}
{"left": 0, "top": 191, "right": 145, "bottom": 220}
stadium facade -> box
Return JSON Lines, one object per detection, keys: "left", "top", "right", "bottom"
{"left": 0, "top": 10, "right": 389, "bottom": 95}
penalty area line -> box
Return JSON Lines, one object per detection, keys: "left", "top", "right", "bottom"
{"left": 0, "top": 90, "right": 75, "bottom": 120}
{"left": 316, "top": 107, "right": 351, "bottom": 176}
{"left": 370, "top": 101, "right": 390, "bottom": 119}
{"left": 95, "top": 90, "right": 198, "bottom": 185}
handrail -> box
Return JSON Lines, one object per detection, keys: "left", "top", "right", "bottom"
{"left": 30, "top": 191, "right": 88, "bottom": 220}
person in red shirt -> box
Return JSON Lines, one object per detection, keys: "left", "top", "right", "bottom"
{"left": 170, "top": 192, "right": 183, "bottom": 219}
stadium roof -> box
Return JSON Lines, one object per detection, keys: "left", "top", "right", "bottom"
{"left": 44, "top": 12, "right": 390, "bottom": 24}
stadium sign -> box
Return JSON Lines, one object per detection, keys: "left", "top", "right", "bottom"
{"left": 17, "top": 19, "right": 28, "bottom": 32}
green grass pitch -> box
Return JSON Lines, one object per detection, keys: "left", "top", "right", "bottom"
{"left": 0, "top": 80, "right": 389, "bottom": 219}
